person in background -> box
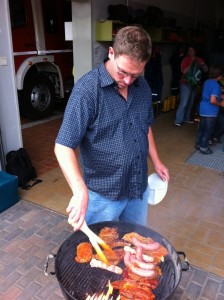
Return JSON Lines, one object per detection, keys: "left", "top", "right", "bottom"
{"left": 195, "top": 64, "right": 224, "bottom": 154}
{"left": 174, "top": 46, "right": 208, "bottom": 127}
{"left": 54, "top": 26, "right": 169, "bottom": 231}
{"left": 209, "top": 106, "right": 224, "bottom": 144}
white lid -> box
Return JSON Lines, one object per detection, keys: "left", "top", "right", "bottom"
{"left": 147, "top": 173, "right": 168, "bottom": 205}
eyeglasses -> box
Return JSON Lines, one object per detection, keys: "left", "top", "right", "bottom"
{"left": 115, "top": 60, "right": 142, "bottom": 79}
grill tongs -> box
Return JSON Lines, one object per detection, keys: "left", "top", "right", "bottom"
{"left": 69, "top": 219, "right": 115, "bottom": 265}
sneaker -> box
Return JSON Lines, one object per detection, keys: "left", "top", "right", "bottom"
{"left": 184, "top": 120, "right": 194, "bottom": 124}
{"left": 212, "top": 138, "right": 219, "bottom": 143}
{"left": 208, "top": 140, "right": 213, "bottom": 145}
{"left": 194, "top": 117, "right": 200, "bottom": 122}
{"left": 195, "top": 145, "right": 200, "bottom": 150}
{"left": 200, "top": 148, "right": 213, "bottom": 155}
{"left": 174, "top": 122, "right": 181, "bottom": 127}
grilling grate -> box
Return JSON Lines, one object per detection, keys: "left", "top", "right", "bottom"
{"left": 54, "top": 221, "right": 183, "bottom": 300}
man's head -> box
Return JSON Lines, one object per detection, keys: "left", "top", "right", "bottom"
{"left": 107, "top": 26, "right": 152, "bottom": 88}
{"left": 209, "top": 64, "right": 224, "bottom": 80}
{"left": 112, "top": 26, "right": 152, "bottom": 63}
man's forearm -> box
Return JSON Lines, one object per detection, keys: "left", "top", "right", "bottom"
{"left": 54, "top": 143, "right": 85, "bottom": 194}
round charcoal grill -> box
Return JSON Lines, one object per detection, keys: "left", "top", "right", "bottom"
{"left": 45, "top": 221, "right": 189, "bottom": 300}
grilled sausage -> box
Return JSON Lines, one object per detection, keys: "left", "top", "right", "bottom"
{"left": 124, "top": 246, "right": 154, "bottom": 263}
{"left": 131, "top": 237, "right": 160, "bottom": 251}
{"left": 129, "top": 254, "right": 156, "bottom": 270}
{"left": 123, "top": 251, "right": 156, "bottom": 278}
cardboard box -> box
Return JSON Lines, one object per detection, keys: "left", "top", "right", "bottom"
{"left": 0, "top": 171, "right": 19, "bottom": 213}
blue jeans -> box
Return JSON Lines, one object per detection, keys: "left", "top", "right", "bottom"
{"left": 86, "top": 187, "right": 149, "bottom": 226}
{"left": 175, "top": 84, "right": 196, "bottom": 124}
{"left": 212, "top": 111, "right": 224, "bottom": 139}
{"left": 196, "top": 116, "right": 217, "bottom": 150}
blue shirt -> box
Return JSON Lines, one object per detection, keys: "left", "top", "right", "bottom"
{"left": 56, "top": 63, "right": 154, "bottom": 200}
{"left": 199, "top": 79, "right": 221, "bottom": 117}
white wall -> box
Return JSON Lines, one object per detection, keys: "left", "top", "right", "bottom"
{"left": 0, "top": 0, "right": 22, "bottom": 170}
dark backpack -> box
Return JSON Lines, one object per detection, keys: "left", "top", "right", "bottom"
{"left": 6, "top": 148, "right": 42, "bottom": 190}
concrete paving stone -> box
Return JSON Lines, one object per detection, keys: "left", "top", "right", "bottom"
{"left": 50, "top": 219, "right": 70, "bottom": 234}
{"left": 0, "top": 257, "right": 23, "bottom": 276}
{"left": 34, "top": 242, "right": 58, "bottom": 260}
{"left": 48, "top": 292, "right": 64, "bottom": 300}
{"left": 0, "top": 220, "right": 14, "bottom": 230}
{"left": 220, "top": 281, "right": 224, "bottom": 293}
{"left": 170, "top": 286, "right": 185, "bottom": 299}
{"left": 36, "top": 224, "right": 53, "bottom": 237}
{"left": 17, "top": 267, "right": 40, "bottom": 289}
{"left": 51, "top": 229, "right": 72, "bottom": 244}
{"left": 4, "top": 228, "right": 24, "bottom": 241}
{"left": 35, "top": 281, "right": 63, "bottom": 300}
{"left": 192, "top": 268, "right": 209, "bottom": 285}
{"left": 201, "top": 278, "right": 220, "bottom": 298}
{"left": 20, "top": 225, "right": 41, "bottom": 239}
{"left": 0, "top": 271, "right": 23, "bottom": 293}
{"left": 178, "top": 267, "right": 194, "bottom": 289}
{"left": 0, "top": 229, "right": 11, "bottom": 240}
{"left": 15, "top": 281, "right": 43, "bottom": 300}
{"left": 18, "top": 244, "right": 42, "bottom": 261}
{"left": 0, "top": 285, "right": 23, "bottom": 300}
{"left": 184, "top": 281, "right": 203, "bottom": 299}
{"left": 40, "top": 231, "right": 58, "bottom": 243}
{"left": 18, "top": 254, "right": 43, "bottom": 272}
{"left": 2, "top": 236, "right": 24, "bottom": 253}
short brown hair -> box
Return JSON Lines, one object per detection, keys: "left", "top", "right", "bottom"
{"left": 113, "top": 26, "right": 152, "bottom": 63}
{"left": 209, "top": 64, "right": 224, "bottom": 79}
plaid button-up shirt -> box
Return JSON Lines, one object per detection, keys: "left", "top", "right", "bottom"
{"left": 56, "top": 63, "right": 154, "bottom": 200}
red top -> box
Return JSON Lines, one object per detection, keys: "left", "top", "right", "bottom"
{"left": 181, "top": 56, "right": 205, "bottom": 84}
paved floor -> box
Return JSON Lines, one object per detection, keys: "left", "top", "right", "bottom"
{"left": 0, "top": 200, "right": 224, "bottom": 300}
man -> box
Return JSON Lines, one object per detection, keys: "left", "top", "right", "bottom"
{"left": 54, "top": 26, "right": 169, "bottom": 231}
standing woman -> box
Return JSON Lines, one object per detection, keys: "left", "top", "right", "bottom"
{"left": 174, "top": 46, "right": 208, "bottom": 126}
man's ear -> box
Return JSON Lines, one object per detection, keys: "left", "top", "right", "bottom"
{"left": 108, "top": 47, "right": 114, "bottom": 60}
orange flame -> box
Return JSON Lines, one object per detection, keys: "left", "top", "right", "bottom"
{"left": 86, "top": 281, "right": 120, "bottom": 300}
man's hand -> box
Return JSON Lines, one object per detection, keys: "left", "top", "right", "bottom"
{"left": 154, "top": 161, "right": 170, "bottom": 182}
{"left": 67, "top": 186, "right": 88, "bottom": 231}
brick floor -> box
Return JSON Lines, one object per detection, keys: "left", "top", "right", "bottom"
{"left": 0, "top": 200, "right": 224, "bottom": 300}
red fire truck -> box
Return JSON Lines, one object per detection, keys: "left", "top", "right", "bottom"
{"left": 10, "top": 0, "right": 73, "bottom": 119}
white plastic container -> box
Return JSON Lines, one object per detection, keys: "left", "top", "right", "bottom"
{"left": 147, "top": 173, "right": 168, "bottom": 205}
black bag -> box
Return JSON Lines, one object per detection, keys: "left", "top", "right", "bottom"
{"left": 6, "top": 148, "right": 42, "bottom": 190}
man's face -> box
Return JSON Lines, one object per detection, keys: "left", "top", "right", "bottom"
{"left": 108, "top": 47, "right": 146, "bottom": 89}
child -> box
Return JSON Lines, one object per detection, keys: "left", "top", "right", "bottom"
{"left": 195, "top": 64, "right": 224, "bottom": 154}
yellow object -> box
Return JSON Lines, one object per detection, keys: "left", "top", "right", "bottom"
{"left": 166, "top": 97, "right": 171, "bottom": 111}
{"left": 162, "top": 99, "right": 168, "bottom": 112}
{"left": 171, "top": 96, "right": 176, "bottom": 110}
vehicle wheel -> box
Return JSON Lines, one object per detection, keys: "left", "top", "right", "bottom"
{"left": 22, "top": 74, "right": 55, "bottom": 119}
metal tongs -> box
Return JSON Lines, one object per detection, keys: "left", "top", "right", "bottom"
{"left": 69, "top": 219, "right": 115, "bottom": 265}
